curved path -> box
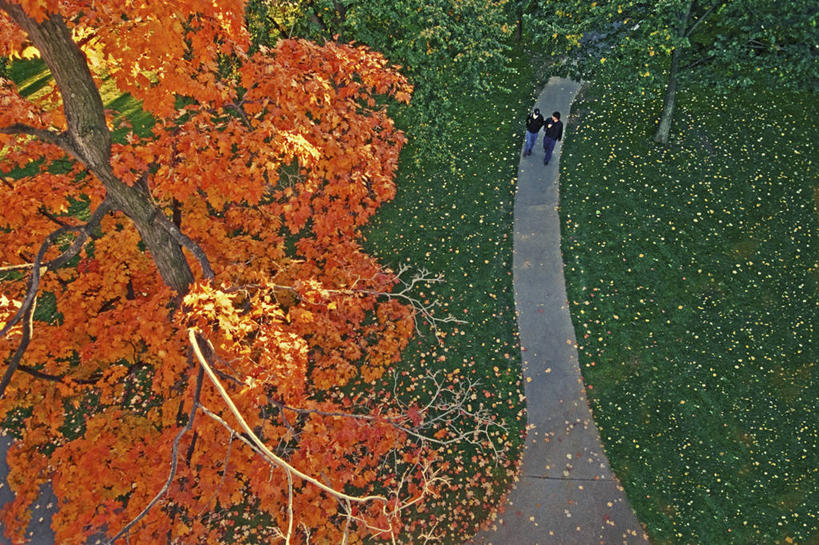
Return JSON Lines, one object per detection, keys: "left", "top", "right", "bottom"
{"left": 468, "top": 78, "right": 649, "bottom": 545}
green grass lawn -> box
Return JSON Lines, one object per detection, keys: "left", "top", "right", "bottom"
{"left": 560, "top": 81, "right": 818, "bottom": 545}
{"left": 362, "top": 46, "right": 546, "bottom": 541}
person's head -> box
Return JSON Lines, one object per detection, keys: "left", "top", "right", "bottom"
{"left": 534, "top": 108, "right": 541, "bottom": 116}
{"left": 552, "top": 111, "right": 561, "bottom": 121}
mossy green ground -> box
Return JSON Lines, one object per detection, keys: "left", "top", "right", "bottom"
{"left": 560, "top": 81, "right": 818, "bottom": 545}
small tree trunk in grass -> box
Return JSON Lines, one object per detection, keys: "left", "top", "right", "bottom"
{"left": 515, "top": 5, "right": 524, "bottom": 42}
{"left": 654, "top": 0, "right": 693, "bottom": 145}
{"left": 654, "top": 46, "right": 681, "bottom": 145}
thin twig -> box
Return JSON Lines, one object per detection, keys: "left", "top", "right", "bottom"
{"left": 326, "top": 266, "right": 467, "bottom": 336}
{"left": 106, "top": 366, "right": 204, "bottom": 544}
{"left": 195, "top": 431, "right": 235, "bottom": 517}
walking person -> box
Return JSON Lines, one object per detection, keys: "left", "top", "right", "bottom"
{"left": 542, "top": 111, "right": 563, "bottom": 165}
{"left": 523, "top": 108, "right": 545, "bottom": 156}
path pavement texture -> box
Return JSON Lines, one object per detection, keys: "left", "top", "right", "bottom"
{"left": 0, "top": 434, "right": 57, "bottom": 544}
{"left": 468, "top": 78, "right": 649, "bottom": 545}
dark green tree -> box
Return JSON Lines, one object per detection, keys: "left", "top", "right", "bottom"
{"left": 246, "top": 0, "right": 514, "bottom": 153}
{"left": 527, "top": 0, "right": 818, "bottom": 143}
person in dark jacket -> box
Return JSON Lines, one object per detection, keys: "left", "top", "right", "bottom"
{"left": 523, "top": 108, "right": 545, "bottom": 156}
{"left": 542, "top": 111, "right": 563, "bottom": 165}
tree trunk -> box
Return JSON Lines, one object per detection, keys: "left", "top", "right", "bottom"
{"left": 653, "top": 47, "right": 681, "bottom": 144}
{"left": 4, "top": 6, "right": 195, "bottom": 293}
{"left": 653, "top": 0, "right": 694, "bottom": 145}
{"left": 515, "top": 5, "right": 524, "bottom": 42}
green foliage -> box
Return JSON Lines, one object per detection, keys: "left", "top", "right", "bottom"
{"left": 560, "top": 80, "right": 818, "bottom": 545}
{"left": 246, "top": 0, "right": 515, "bottom": 161}
{"left": 526, "top": 0, "right": 818, "bottom": 92}
{"left": 336, "top": 0, "right": 512, "bottom": 90}
{"left": 693, "top": 0, "right": 819, "bottom": 89}
{"left": 244, "top": 0, "right": 303, "bottom": 49}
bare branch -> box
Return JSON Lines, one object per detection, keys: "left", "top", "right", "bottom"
{"left": 197, "top": 404, "right": 275, "bottom": 459}
{"left": 106, "top": 365, "right": 204, "bottom": 544}
{"left": 190, "top": 330, "right": 493, "bottom": 540}
{"left": 300, "top": 522, "right": 312, "bottom": 545}
{"left": 340, "top": 500, "right": 352, "bottom": 545}
{"left": 0, "top": 264, "right": 36, "bottom": 273}
{"left": 1, "top": 197, "right": 112, "bottom": 339}
{"left": 327, "top": 266, "right": 467, "bottom": 336}
{"left": 188, "top": 328, "right": 389, "bottom": 505}
{"left": 284, "top": 468, "right": 294, "bottom": 545}
{"left": 0, "top": 299, "right": 36, "bottom": 397}
{"left": 0, "top": 123, "right": 82, "bottom": 161}
{"left": 270, "top": 370, "right": 507, "bottom": 457}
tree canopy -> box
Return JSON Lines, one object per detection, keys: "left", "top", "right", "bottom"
{"left": 0, "top": 1, "right": 502, "bottom": 543}
{"left": 526, "top": 0, "right": 818, "bottom": 142}
{"left": 247, "top": 0, "right": 515, "bottom": 156}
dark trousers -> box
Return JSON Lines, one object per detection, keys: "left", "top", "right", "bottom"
{"left": 543, "top": 136, "right": 557, "bottom": 164}
{"left": 524, "top": 130, "right": 539, "bottom": 155}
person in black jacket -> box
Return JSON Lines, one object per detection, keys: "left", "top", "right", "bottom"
{"left": 523, "top": 108, "right": 545, "bottom": 156}
{"left": 542, "top": 111, "right": 563, "bottom": 166}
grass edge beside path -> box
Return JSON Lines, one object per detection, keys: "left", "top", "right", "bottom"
{"left": 363, "top": 46, "right": 551, "bottom": 543}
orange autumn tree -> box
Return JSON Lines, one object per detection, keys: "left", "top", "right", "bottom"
{"left": 0, "top": 1, "right": 495, "bottom": 543}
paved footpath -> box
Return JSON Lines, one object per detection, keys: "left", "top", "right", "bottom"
{"left": 468, "top": 78, "right": 649, "bottom": 545}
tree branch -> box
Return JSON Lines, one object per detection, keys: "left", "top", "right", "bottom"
{"left": 15, "top": 364, "right": 102, "bottom": 385}
{"left": 2, "top": 2, "right": 197, "bottom": 294}
{"left": 681, "top": 53, "right": 715, "bottom": 71}
{"left": 188, "top": 328, "right": 388, "bottom": 505}
{"left": 194, "top": 430, "right": 235, "bottom": 517}
{"left": 156, "top": 214, "right": 214, "bottom": 280}
{"left": 0, "top": 123, "right": 82, "bottom": 161}
{"left": 39, "top": 206, "right": 72, "bottom": 228}
{"left": 14, "top": 360, "right": 150, "bottom": 386}
{"left": 106, "top": 365, "right": 204, "bottom": 544}
{"left": 684, "top": 2, "right": 722, "bottom": 38}
{"left": 322, "top": 266, "right": 466, "bottom": 336}
{"left": 0, "top": 197, "right": 112, "bottom": 339}
{"left": 0, "top": 299, "right": 35, "bottom": 397}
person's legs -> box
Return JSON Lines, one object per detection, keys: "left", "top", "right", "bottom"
{"left": 524, "top": 130, "right": 537, "bottom": 155}
{"left": 543, "top": 136, "right": 556, "bottom": 164}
